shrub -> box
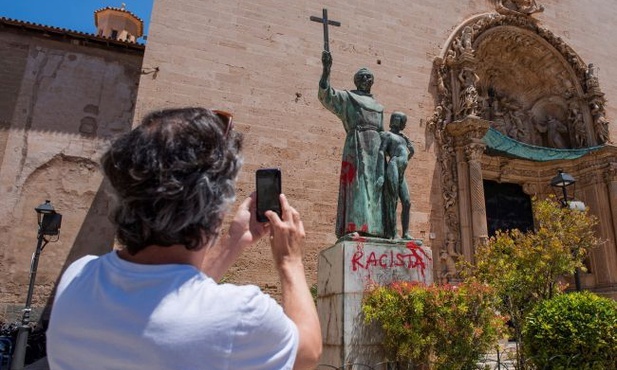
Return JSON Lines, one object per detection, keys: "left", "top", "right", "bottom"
{"left": 461, "top": 197, "right": 600, "bottom": 359}
{"left": 522, "top": 291, "right": 617, "bottom": 369}
{"left": 362, "top": 281, "right": 505, "bottom": 370}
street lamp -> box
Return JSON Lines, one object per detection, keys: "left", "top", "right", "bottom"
{"left": 549, "top": 170, "right": 582, "bottom": 291}
{"left": 550, "top": 169, "right": 575, "bottom": 207}
{"left": 11, "top": 200, "right": 62, "bottom": 370}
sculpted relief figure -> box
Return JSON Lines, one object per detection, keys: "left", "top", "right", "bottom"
{"left": 439, "top": 233, "right": 461, "bottom": 283}
{"left": 319, "top": 51, "right": 385, "bottom": 239}
{"left": 458, "top": 67, "right": 481, "bottom": 117}
{"left": 590, "top": 101, "right": 610, "bottom": 144}
{"left": 493, "top": 0, "right": 544, "bottom": 16}
{"left": 536, "top": 115, "right": 568, "bottom": 148}
{"left": 378, "top": 112, "right": 414, "bottom": 240}
{"left": 453, "top": 26, "right": 474, "bottom": 56}
{"left": 569, "top": 104, "right": 587, "bottom": 148}
{"left": 586, "top": 63, "right": 599, "bottom": 90}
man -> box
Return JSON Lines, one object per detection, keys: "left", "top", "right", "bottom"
{"left": 378, "top": 112, "right": 414, "bottom": 239}
{"left": 319, "top": 50, "right": 385, "bottom": 239}
{"left": 46, "top": 108, "right": 322, "bottom": 369}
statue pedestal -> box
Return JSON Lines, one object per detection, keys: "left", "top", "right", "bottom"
{"left": 317, "top": 238, "right": 433, "bottom": 368}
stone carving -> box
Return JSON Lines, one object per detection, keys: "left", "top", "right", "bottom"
{"left": 319, "top": 51, "right": 385, "bottom": 238}
{"left": 461, "top": 26, "right": 474, "bottom": 51}
{"left": 457, "top": 67, "right": 480, "bottom": 117}
{"left": 439, "top": 233, "right": 461, "bottom": 283}
{"left": 379, "top": 112, "right": 414, "bottom": 239}
{"left": 590, "top": 99, "right": 610, "bottom": 144}
{"left": 586, "top": 63, "right": 599, "bottom": 90}
{"left": 604, "top": 162, "right": 617, "bottom": 183}
{"left": 453, "top": 26, "right": 475, "bottom": 57}
{"left": 568, "top": 103, "right": 587, "bottom": 148}
{"left": 493, "top": 0, "right": 544, "bottom": 16}
{"left": 488, "top": 94, "right": 529, "bottom": 142}
{"left": 536, "top": 115, "right": 568, "bottom": 149}
{"left": 430, "top": 12, "right": 610, "bottom": 267}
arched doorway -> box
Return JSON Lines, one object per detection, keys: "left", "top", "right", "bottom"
{"left": 428, "top": 7, "right": 617, "bottom": 296}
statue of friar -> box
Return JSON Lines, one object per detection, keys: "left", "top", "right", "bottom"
{"left": 319, "top": 51, "right": 385, "bottom": 239}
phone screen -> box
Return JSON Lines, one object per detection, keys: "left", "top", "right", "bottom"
{"left": 256, "top": 168, "right": 282, "bottom": 222}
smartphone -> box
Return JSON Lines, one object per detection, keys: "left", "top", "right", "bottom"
{"left": 256, "top": 168, "right": 282, "bottom": 222}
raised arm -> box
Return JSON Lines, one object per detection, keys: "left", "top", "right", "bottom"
{"left": 266, "top": 194, "right": 322, "bottom": 370}
{"left": 320, "top": 51, "right": 332, "bottom": 89}
{"left": 201, "top": 194, "right": 268, "bottom": 281}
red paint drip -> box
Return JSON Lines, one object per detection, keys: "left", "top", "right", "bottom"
{"left": 340, "top": 161, "right": 356, "bottom": 185}
{"left": 406, "top": 241, "right": 430, "bottom": 279}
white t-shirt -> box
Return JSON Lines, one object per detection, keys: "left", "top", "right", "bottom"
{"left": 46, "top": 251, "right": 299, "bottom": 370}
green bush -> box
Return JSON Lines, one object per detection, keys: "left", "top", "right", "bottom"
{"left": 522, "top": 291, "right": 617, "bottom": 369}
{"left": 362, "top": 281, "right": 505, "bottom": 370}
{"left": 460, "top": 197, "right": 600, "bottom": 368}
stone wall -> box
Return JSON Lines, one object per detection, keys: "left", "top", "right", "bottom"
{"left": 0, "top": 28, "right": 143, "bottom": 320}
{"left": 133, "top": 0, "right": 617, "bottom": 296}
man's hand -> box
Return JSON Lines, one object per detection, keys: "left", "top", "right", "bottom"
{"left": 265, "top": 194, "right": 305, "bottom": 266}
{"left": 320, "top": 51, "right": 332, "bottom": 89}
{"left": 229, "top": 193, "right": 269, "bottom": 248}
{"left": 321, "top": 50, "right": 332, "bottom": 70}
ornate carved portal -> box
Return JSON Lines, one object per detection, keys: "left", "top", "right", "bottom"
{"left": 430, "top": 10, "right": 617, "bottom": 295}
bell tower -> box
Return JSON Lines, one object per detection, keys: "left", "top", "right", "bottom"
{"left": 94, "top": 3, "right": 143, "bottom": 42}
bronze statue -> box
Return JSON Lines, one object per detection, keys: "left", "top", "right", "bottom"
{"left": 319, "top": 51, "right": 385, "bottom": 238}
{"left": 379, "top": 112, "right": 414, "bottom": 239}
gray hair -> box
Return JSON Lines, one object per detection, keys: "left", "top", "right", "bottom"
{"left": 101, "top": 107, "right": 243, "bottom": 255}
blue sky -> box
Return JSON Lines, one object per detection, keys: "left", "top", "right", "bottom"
{"left": 0, "top": 1, "right": 153, "bottom": 38}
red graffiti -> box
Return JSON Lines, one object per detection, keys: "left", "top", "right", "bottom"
{"left": 340, "top": 161, "right": 356, "bottom": 185}
{"left": 405, "top": 241, "right": 432, "bottom": 279}
{"left": 351, "top": 248, "right": 427, "bottom": 273}
{"left": 346, "top": 223, "right": 369, "bottom": 239}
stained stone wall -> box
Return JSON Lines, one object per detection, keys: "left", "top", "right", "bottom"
{"left": 0, "top": 25, "right": 143, "bottom": 320}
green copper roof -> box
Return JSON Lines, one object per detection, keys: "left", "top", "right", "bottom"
{"left": 482, "top": 127, "right": 604, "bottom": 162}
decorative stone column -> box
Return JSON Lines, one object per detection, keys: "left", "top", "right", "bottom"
{"left": 446, "top": 116, "right": 490, "bottom": 262}
{"left": 601, "top": 163, "right": 617, "bottom": 284}
{"left": 466, "top": 141, "right": 489, "bottom": 248}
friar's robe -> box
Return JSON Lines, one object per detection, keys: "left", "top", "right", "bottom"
{"left": 319, "top": 84, "right": 384, "bottom": 238}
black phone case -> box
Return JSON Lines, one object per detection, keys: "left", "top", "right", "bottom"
{"left": 256, "top": 168, "right": 282, "bottom": 222}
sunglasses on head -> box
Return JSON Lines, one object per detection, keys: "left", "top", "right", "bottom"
{"left": 213, "top": 110, "right": 234, "bottom": 138}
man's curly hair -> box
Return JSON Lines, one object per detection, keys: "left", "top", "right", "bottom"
{"left": 101, "top": 107, "right": 243, "bottom": 255}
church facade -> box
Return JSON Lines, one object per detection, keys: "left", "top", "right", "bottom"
{"left": 133, "top": 0, "right": 617, "bottom": 298}
{"left": 1, "top": 0, "right": 617, "bottom": 319}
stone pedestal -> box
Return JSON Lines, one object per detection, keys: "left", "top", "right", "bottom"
{"left": 317, "top": 238, "right": 433, "bottom": 368}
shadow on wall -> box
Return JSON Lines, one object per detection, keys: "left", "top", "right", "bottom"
{"left": 39, "top": 181, "right": 116, "bottom": 327}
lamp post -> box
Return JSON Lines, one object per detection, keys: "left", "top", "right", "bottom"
{"left": 550, "top": 170, "right": 582, "bottom": 291}
{"left": 11, "top": 200, "right": 62, "bottom": 370}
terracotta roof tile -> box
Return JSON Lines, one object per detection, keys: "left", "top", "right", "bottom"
{"left": 0, "top": 17, "right": 145, "bottom": 51}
